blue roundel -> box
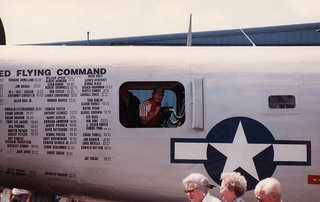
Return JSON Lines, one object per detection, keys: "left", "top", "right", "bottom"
{"left": 204, "top": 117, "right": 277, "bottom": 190}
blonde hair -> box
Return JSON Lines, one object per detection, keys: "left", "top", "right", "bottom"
{"left": 220, "top": 172, "right": 247, "bottom": 197}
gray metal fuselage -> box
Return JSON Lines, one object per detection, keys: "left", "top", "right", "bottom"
{"left": 0, "top": 46, "right": 319, "bottom": 201}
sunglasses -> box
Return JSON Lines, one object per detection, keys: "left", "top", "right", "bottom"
{"left": 184, "top": 187, "right": 199, "bottom": 194}
{"left": 255, "top": 195, "right": 266, "bottom": 201}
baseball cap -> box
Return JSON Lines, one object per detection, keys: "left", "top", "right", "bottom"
{"left": 153, "top": 87, "right": 165, "bottom": 95}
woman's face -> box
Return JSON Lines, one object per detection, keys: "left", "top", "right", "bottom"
{"left": 219, "top": 180, "right": 236, "bottom": 202}
{"left": 185, "top": 182, "right": 205, "bottom": 202}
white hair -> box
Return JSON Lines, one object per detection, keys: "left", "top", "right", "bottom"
{"left": 182, "top": 173, "right": 211, "bottom": 193}
{"left": 255, "top": 178, "right": 281, "bottom": 196}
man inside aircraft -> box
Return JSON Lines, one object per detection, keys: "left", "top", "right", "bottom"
{"left": 9, "top": 188, "right": 32, "bottom": 202}
{"left": 119, "top": 83, "right": 140, "bottom": 127}
{"left": 139, "top": 88, "right": 164, "bottom": 127}
{"left": 254, "top": 178, "right": 282, "bottom": 202}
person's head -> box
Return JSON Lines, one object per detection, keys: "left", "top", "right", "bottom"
{"left": 220, "top": 172, "right": 247, "bottom": 202}
{"left": 254, "top": 178, "right": 281, "bottom": 202}
{"left": 182, "top": 173, "right": 213, "bottom": 202}
{"left": 119, "top": 83, "right": 130, "bottom": 97}
{"left": 152, "top": 88, "right": 164, "bottom": 104}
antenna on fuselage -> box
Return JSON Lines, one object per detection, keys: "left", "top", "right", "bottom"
{"left": 187, "top": 14, "right": 192, "bottom": 46}
{"left": 239, "top": 28, "right": 256, "bottom": 46}
{"left": 87, "top": 31, "right": 90, "bottom": 46}
{"left": 0, "top": 18, "right": 6, "bottom": 45}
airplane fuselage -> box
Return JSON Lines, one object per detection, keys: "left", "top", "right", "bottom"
{"left": 0, "top": 46, "right": 319, "bottom": 201}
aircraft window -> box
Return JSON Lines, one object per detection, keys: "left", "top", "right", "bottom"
{"left": 268, "top": 95, "right": 296, "bottom": 109}
{"left": 119, "top": 82, "right": 185, "bottom": 128}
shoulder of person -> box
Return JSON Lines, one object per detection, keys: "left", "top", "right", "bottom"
{"left": 205, "top": 194, "right": 221, "bottom": 202}
{"left": 213, "top": 198, "right": 222, "bottom": 202}
{"left": 233, "top": 198, "right": 245, "bottom": 202}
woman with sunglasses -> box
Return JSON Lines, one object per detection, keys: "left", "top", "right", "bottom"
{"left": 182, "top": 173, "right": 221, "bottom": 202}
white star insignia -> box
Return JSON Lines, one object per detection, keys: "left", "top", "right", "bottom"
{"left": 210, "top": 121, "right": 270, "bottom": 180}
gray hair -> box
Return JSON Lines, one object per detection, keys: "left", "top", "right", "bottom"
{"left": 255, "top": 178, "right": 281, "bottom": 196}
{"left": 220, "top": 172, "right": 247, "bottom": 197}
{"left": 182, "top": 173, "right": 212, "bottom": 193}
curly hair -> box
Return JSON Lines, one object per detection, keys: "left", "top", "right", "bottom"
{"left": 221, "top": 172, "right": 247, "bottom": 197}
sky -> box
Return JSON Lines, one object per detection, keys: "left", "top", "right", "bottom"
{"left": 1, "top": 0, "right": 319, "bottom": 45}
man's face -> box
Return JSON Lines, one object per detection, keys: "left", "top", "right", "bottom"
{"left": 152, "top": 92, "right": 163, "bottom": 104}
